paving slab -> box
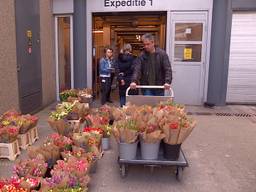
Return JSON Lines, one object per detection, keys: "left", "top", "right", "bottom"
{"left": 0, "top": 103, "right": 256, "bottom": 192}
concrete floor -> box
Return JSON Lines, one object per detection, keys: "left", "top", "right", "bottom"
{"left": 1, "top": 103, "right": 256, "bottom": 192}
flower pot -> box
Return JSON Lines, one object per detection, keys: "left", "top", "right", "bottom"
{"left": 140, "top": 140, "right": 160, "bottom": 160}
{"left": 163, "top": 143, "right": 181, "bottom": 160}
{"left": 102, "top": 137, "right": 110, "bottom": 151}
{"left": 119, "top": 141, "right": 138, "bottom": 160}
{"left": 89, "top": 161, "right": 98, "bottom": 174}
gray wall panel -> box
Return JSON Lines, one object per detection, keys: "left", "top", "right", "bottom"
{"left": 232, "top": 0, "right": 256, "bottom": 10}
{"left": 15, "top": 0, "right": 42, "bottom": 113}
{"left": 74, "top": 0, "right": 87, "bottom": 88}
{"left": 207, "top": 0, "right": 232, "bottom": 105}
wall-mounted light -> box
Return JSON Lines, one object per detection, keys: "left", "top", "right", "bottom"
{"left": 136, "top": 35, "right": 141, "bottom": 41}
{"left": 93, "top": 30, "right": 104, "bottom": 33}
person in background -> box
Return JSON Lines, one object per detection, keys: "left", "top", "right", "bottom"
{"left": 117, "top": 44, "right": 137, "bottom": 107}
{"left": 99, "top": 47, "right": 114, "bottom": 105}
{"left": 130, "top": 33, "right": 172, "bottom": 95}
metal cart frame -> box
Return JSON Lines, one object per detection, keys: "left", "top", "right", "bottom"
{"left": 118, "top": 85, "right": 189, "bottom": 181}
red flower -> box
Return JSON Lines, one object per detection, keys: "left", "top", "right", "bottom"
{"left": 83, "top": 127, "right": 103, "bottom": 134}
{"left": 169, "top": 122, "right": 179, "bottom": 129}
{"left": 7, "top": 127, "right": 18, "bottom": 134}
{"left": 0, "top": 180, "right": 6, "bottom": 189}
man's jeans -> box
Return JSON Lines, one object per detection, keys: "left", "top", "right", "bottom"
{"left": 142, "top": 89, "right": 164, "bottom": 96}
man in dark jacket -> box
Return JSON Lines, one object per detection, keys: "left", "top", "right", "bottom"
{"left": 130, "top": 33, "right": 172, "bottom": 95}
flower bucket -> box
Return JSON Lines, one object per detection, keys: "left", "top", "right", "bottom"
{"left": 89, "top": 160, "right": 98, "bottom": 174}
{"left": 102, "top": 137, "right": 110, "bottom": 151}
{"left": 163, "top": 143, "right": 181, "bottom": 160}
{"left": 140, "top": 140, "right": 160, "bottom": 160}
{"left": 119, "top": 141, "right": 138, "bottom": 160}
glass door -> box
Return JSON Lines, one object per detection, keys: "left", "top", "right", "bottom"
{"left": 55, "top": 15, "right": 74, "bottom": 100}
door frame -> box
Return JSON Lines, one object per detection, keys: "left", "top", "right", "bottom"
{"left": 54, "top": 15, "right": 74, "bottom": 100}
{"left": 87, "top": 11, "right": 170, "bottom": 89}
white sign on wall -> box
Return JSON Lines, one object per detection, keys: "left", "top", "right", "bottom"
{"left": 104, "top": 0, "right": 153, "bottom": 8}
{"left": 87, "top": 0, "right": 213, "bottom": 12}
{"left": 53, "top": 0, "right": 74, "bottom": 14}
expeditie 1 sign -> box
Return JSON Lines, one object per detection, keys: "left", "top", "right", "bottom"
{"left": 104, "top": 0, "right": 153, "bottom": 8}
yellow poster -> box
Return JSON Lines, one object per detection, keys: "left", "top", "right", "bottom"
{"left": 26, "top": 30, "right": 32, "bottom": 38}
{"left": 184, "top": 48, "right": 192, "bottom": 60}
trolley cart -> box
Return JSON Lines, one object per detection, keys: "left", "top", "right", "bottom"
{"left": 118, "top": 85, "right": 189, "bottom": 181}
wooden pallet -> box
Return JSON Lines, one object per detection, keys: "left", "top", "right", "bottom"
{"left": 29, "top": 126, "right": 39, "bottom": 144}
{"left": 0, "top": 140, "right": 20, "bottom": 161}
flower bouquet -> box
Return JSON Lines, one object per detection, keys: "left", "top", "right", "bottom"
{"left": 16, "top": 115, "right": 38, "bottom": 134}
{"left": 0, "top": 179, "right": 28, "bottom": 192}
{"left": 113, "top": 119, "right": 139, "bottom": 160}
{"left": 112, "top": 119, "right": 139, "bottom": 144}
{"left": 110, "top": 107, "right": 126, "bottom": 121}
{"left": 84, "top": 113, "right": 109, "bottom": 128}
{"left": 27, "top": 143, "right": 60, "bottom": 168}
{"left": 0, "top": 111, "right": 38, "bottom": 134}
{"left": 59, "top": 89, "right": 78, "bottom": 102}
{"left": 155, "top": 102, "right": 196, "bottom": 160}
{"left": 100, "top": 125, "right": 112, "bottom": 138}
{"left": 45, "top": 133, "right": 73, "bottom": 152}
{"left": 60, "top": 146, "right": 97, "bottom": 174}
{"left": 40, "top": 158, "right": 90, "bottom": 191}
{"left": 73, "top": 128, "right": 102, "bottom": 151}
{"left": 109, "top": 103, "right": 139, "bottom": 121}
{"left": 19, "top": 177, "right": 40, "bottom": 191}
{"left": 48, "top": 102, "right": 81, "bottom": 136}
{"left": 78, "top": 88, "right": 93, "bottom": 104}
{"left": 0, "top": 176, "right": 39, "bottom": 192}
{"left": 135, "top": 112, "right": 164, "bottom": 160}
{"left": 71, "top": 102, "right": 89, "bottom": 120}
{"left": 156, "top": 104, "right": 196, "bottom": 145}
{"left": 0, "top": 126, "right": 19, "bottom": 143}
{"left": 13, "top": 157, "right": 47, "bottom": 178}
{"left": 1, "top": 110, "right": 20, "bottom": 120}
{"left": 60, "top": 146, "right": 86, "bottom": 161}
{"left": 140, "top": 116, "right": 165, "bottom": 144}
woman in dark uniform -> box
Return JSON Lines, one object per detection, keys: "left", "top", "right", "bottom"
{"left": 117, "top": 44, "right": 137, "bottom": 107}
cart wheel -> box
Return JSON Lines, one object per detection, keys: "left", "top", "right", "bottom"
{"left": 120, "top": 164, "right": 127, "bottom": 178}
{"left": 176, "top": 167, "right": 183, "bottom": 181}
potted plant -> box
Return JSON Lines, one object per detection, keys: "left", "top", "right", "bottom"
{"left": 100, "top": 124, "right": 112, "bottom": 151}
{"left": 0, "top": 126, "right": 19, "bottom": 143}
{"left": 113, "top": 119, "right": 139, "bottom": 160}
{"left": 48, "top": 102, "right": 78, "bottom": 136}
{"left": 59, "top": 89, "right": 78, "bottom": 102}
{"left": 157, "top": 104, "right": 196, "bottom": 160}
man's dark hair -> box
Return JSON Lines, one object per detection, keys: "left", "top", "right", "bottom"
{"left": 104, "top": 46, "right": 113, "bottom": 53}
{"left": 142, "top": 33, "right": 155, "bottom": 42}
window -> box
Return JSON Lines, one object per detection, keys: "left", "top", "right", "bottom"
{"left": 174, "top": 23, "right": 203, "bottom": 62}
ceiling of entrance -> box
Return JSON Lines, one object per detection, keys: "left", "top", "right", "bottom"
{"left": 93, "top": 13, "right": 167, "bottom": 50}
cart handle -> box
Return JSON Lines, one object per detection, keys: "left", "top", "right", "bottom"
{"left": 126, "top": 85, "right": 174, "bottom": 97}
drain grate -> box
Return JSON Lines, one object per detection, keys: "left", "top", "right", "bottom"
{"left": 187, "top": 111, "right": 256, "bottom": 123}
{"left": 216, "top": 113, "right": 254, "bottom": 117}
{"left": 188, "top": 112, "right": 255, "bottom": 117}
